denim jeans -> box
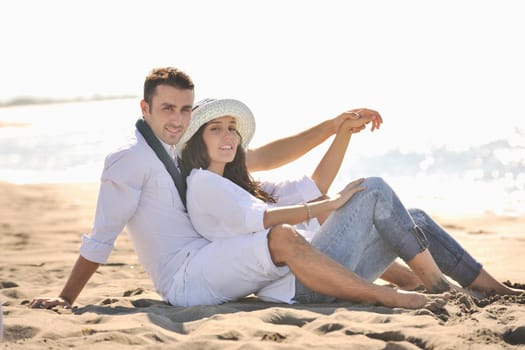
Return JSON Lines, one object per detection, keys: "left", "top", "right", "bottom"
{"left": 294, "top": 177, "right": 482, "bottom": 303}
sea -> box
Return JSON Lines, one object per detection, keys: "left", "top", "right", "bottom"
{"left": 1, "top": 98, "right": 524, "bottom": 218}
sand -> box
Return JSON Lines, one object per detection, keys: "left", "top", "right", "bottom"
{"left": 1, "top": 181, "right": 524, "bottom": 349}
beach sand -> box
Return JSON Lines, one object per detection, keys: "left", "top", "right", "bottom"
{"left": 1, "top": 181, "right": 524, "bottom": 349}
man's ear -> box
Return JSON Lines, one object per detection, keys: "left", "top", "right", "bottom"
{"left": 140, "top": 100, "right": 148, "bottom": 116}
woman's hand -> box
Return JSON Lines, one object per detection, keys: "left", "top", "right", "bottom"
{"left": 327, "top": 178, "right": 366, "bottom": 210}
{"left": 337, "top": 117, "right": 368, "bottom": 135}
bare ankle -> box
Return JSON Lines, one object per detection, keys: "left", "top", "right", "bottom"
{"left": 467, "top": 268, "right": 524, "bottom": 297}
{"left": 397, "top": 278, "right": 425, "bottom": 291}
{"left": 427, "top": 277, "right": 453, "bottom": 293}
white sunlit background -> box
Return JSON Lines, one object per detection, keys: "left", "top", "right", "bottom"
{"left": 1, "top": 0, "right": 524, "bottom": 217}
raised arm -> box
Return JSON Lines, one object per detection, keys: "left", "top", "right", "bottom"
{"left": 246, "top": 108, "right": 382, "bottom": 172}
{"left": 311, "top": 115, "right": 374, "bottom": 195}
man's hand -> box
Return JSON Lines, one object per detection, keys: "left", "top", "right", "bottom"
{"left": 332, "top": 108, "right": 383, "bottom": 134}
{"left": 30, "top": 297, "right": 72, "bottom": 309}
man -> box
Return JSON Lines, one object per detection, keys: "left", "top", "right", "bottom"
{"left": 31, "top": 67, "right": 430, "bottom": 309}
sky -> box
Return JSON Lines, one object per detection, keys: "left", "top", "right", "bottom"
{"left": 1, "top": 0, "right": 524, "bottom": 150}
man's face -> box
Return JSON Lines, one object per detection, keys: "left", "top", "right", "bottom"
{"left": 141, "top": 84, "right": 194, "bottom": 145}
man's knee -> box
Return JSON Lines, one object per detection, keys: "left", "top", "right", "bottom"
{"left": 408, "top": 208, "right": 434, "bottom": 240}
{"left": 267, "top": 224, "right": 305, "bottom": 265}
{"left": 408, "top": 208, "right": 430, "bottom": 222}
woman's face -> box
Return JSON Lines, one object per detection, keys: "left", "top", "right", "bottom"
{"left": 202, "top": 116, "right": 239, "bottom": 175}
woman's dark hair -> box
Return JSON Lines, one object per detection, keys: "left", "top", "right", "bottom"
{"left": 180, "top": 123, "right": 276, "bottom": 203}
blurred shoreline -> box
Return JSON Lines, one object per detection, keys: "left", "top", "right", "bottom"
{"left": 0, "top": 99, "right": 523, "bottom": 218}
{"left": 0, "top": 94, "right": 138, "bottom": 108}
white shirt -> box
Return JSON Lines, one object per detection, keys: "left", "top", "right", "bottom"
{"left": 187, "top": 169, "right": 322, "bottom": 241}
{"left": 79, "top": 130, "right": 208, "bottom": 301}
{"left": 186, "top": 168, "right": 322, "bottom": 302}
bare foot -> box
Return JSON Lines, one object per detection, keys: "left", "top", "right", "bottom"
{"left": 467, "top": 269, "right": 524, "bottom": 298}
{"left": 468, "top": 285, "right": 523, "bottom": 298}
{"left": 391, "top": 290, "right": 448, "bottom": 309}
{"left": 395, "top": 280, "right": 425, "bottom": 291}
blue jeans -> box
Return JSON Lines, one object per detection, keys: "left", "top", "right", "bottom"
{"left": 294, "top": 177, "right": 482, "bottom": 303}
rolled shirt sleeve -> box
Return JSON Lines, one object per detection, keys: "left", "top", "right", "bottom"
{"left": 79, "top": 148, "right": 142, "bottom": 263}
{"left": 186, "top": 169, "right": 268, "bottom": 241}
{"left": 261, "top": 175, "right": 322, "bottom": 206}
{"left": 186, "top": 170, "right": 323, "bottom": 242}
{"left": 262, "top": 175, "right": 322, "bottom": 238}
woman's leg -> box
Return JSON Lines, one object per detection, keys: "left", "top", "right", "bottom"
{"left": 409, "top": 208, "right": 521, "bottom": 296}
{"left": 295, "top": 177, "right": 452, "bottom": 303}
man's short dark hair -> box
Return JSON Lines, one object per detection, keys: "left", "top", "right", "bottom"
{"left": 143, "top": 67, "right": 194, "bottom": 105}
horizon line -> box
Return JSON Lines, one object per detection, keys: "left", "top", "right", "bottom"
{"left": 0, "top": 94, "right": 139, "bottom": 108}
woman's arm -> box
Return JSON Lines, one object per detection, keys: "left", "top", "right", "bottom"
{"left": 311, "top": 111, "right": 382, "bottom": 195}
{"left": 310, "top": 120, "right": 353, "bottom": 195}
{"left": 186, "top": 169, "right": 269, "bottom": 240}
{"left": 263, "top": 178, "right": 365, "bottom": 229}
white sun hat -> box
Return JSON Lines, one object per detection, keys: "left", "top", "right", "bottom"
{"left": 176, "top": 98, "right": 256, "bottom": 158}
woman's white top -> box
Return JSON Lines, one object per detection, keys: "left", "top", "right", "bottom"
{"left": 186, "top": 168, "right": 322, "bottom": 302}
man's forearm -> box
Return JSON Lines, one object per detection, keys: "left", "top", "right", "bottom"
{"left": 247, "top": 120, "right": 334, "bottom": 172}
{"left": 59, "top": 255, "right": 99, "bottom": 305}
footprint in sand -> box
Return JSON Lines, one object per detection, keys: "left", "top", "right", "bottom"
{"left": 123, "top": 287, "right": 145, "bottom": 297}
{"left": 2, "top": 325, "right": 39, "bottom": 342}
{"left": 261, "top": 332, "right": 286, "bottom": 342}
{"left": 366, "top": 331, "right": 427, "bottom": 349}
{"left": 503, "top": 326, "right": 525, "bottom": 345}
{"left": 0, "top": 281, "right": 19, "bottom": 289}
{"left": 315, "top": 322, "right": 345, "bottom": 334}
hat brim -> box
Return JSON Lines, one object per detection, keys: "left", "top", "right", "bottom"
{"left": 176, "top": 99, "right": 256, "bottom": 158}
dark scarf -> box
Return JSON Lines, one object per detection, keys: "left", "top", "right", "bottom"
{"left": 135, "top": 118, "right": 187, "bottom": 208}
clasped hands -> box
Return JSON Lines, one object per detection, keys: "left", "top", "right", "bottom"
{"left": 334, "top": 108, "right": 383, "bottom": 134}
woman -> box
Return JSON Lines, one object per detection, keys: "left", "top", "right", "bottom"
{"left": 177, "top": 98, "right": 520, "bottom": 306}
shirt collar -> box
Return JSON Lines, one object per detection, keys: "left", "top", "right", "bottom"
{"left": 159, "top": 139, "right": 176, "bottom": 161}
